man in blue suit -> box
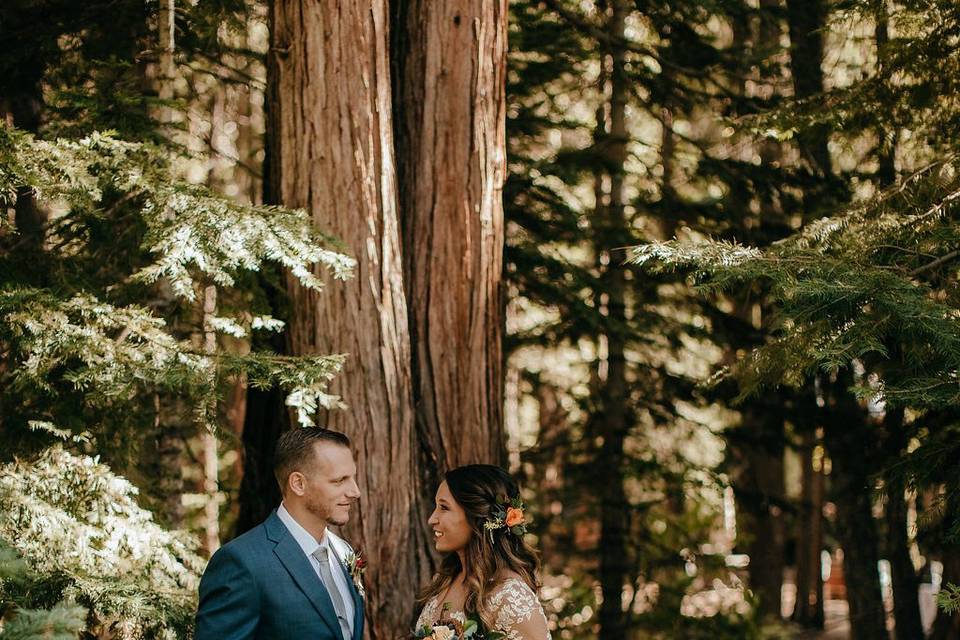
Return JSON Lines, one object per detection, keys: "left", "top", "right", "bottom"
{"left": 196, "top": 427, "right": 365, "bottom": 640}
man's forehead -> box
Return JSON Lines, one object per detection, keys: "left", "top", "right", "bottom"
{"left": 311, "top": 441, "right": 355, "bottom": 470}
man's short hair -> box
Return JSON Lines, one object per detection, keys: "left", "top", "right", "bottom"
{"left": 273, "top": 427, "right": 351, "bottom": 493}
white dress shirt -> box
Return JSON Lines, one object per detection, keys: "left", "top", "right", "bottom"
{"left": 277, "top": 503, "right": 355, "bottom": 631}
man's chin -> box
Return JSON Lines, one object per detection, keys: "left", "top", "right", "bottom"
{"left": 328, "top": 514, "right": 350, "bottom": 527}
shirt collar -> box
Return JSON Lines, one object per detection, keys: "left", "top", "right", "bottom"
{"left": 277, "top": 502, "right": 329, "bottom": 559}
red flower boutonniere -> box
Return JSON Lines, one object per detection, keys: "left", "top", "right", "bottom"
{"left": 345, "top": 551, "right": 366, "bottom": 598}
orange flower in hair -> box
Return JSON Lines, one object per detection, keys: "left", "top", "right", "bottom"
{"left": 505, "top": 507, "right": 525, "bottom": 528}
{"left": 482, "top": 494, "right": 529, "bottom": 540}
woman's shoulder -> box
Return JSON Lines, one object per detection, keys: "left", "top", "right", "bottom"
{"left": 485, "top": 572, "right": 550, "bottom": 638}
{"left": 487, "top": 572, "right": 539, "bottom": 603}
{"left": 415, "top": 594, "right": 443, "bottom": 630}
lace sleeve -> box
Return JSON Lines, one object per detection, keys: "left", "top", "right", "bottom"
{"left": 415, "top": 597, "right": 439, "bottom": 631}
{"left": 487, "top": 579, "right": 551, "bottom": 640}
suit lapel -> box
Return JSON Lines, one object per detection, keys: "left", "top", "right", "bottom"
{"left": 334, "top": 557, "right": 365, "bottom": 640}
{"left": 267, "top": 513, "right": 346, "bottom": 640}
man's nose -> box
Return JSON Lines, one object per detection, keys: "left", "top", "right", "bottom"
{"left": 347, "top": 479, "right": 361, "bottom": 498}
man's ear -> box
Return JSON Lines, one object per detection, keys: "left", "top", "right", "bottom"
{"left": 288, "top": 471, "right": 306, "bottom": 496}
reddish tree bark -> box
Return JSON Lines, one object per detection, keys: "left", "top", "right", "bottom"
{"left": 392, "top": 0, "right": 508, "bottom": 474}
{"left": 267, "top": 1, "right": 422, "bottom": 636}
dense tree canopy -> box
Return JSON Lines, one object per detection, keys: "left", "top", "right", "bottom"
{"left": 2, "top": 0, "right": 960, "bottom": 638}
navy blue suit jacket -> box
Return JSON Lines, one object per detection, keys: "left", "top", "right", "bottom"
{"left": 196, "top": 511, "right": 365, "bottom": 640}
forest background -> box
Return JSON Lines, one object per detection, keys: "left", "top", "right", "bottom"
{"left": 1, "top": 0, "right": 959, "bottom": 639}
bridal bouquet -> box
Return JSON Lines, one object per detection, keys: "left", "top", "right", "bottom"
{"left": 413, "top": 619, "right": 503, "bottom": 640}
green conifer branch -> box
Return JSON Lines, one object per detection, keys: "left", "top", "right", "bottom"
{"left": 0, "top": 447, "right": 199, "bottom": 638}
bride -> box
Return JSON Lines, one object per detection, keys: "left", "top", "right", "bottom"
{"left": 415, "top": 465, "right": 551, "bottom": 640}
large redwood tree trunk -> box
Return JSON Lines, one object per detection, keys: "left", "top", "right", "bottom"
{"left": 391, "top": 0, "right": 508, "bottom": 476}
{"left": 390, "top": 0, "right": 508, "bottom": 593}
{"left": 267, "top": 2, "right": 422, "bottom": 636}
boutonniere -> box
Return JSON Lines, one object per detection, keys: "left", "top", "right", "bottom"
{"left": 344, "top": 551, "right": 367, "bottom": 598}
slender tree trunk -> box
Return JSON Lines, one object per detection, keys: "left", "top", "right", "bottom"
{"left": 200, "top": 285, "right": 221, "bottom": 554}
{"left": 885, "top": 482, "right": 923, "bottom": 640}
{"left": 785, "top": 0, "right": 830, "bottom": 177}
{"left": 931, "top": 490, "right": 960, "bottom": 639}
{"left": 658, "top": 77, "right": 677, "bottom": 240}
{"left": 881, "top": 408, "right": 923, "bottom": 640}
{"left": 390, "top": 1, "right": 508, "bottom": 580}
{"left": 235, "top": 382, "right": 286, "bottom": 536}
{"left": 595, "top": 2, "right": 630, "bottom": 638}
{"left": 875, "top": 1, "right": 896, "bottom": 189}
{"left": 199, "top": 80, "right": 231, "bottom": 553}
{"left": 234, "top": 5, "right": 278, "bottom": 539}
{"left": 235, "top": 279, "right": 288, "bottom": 536}
{"left": 822, "top": 373, "right": 888, "bottom": 640}
{"left": 157, "top": 0, "right": 177, "bottom": 139}
{"left": 793, "top": 424, "right": 825, "bottom": 627}
{"left": 731, "top": 407, "right": 787, "bottom": 619}
{"left": 525, "top": 382, "right": 569, "bottom": 569}
{"left": 267, "top": 1, "right": 420, "bottom": 636}
{"left": 786, "top": 5, "right": 887, "bottom": 635}
{"left": 144, "top": 0, "right": 188, "bottom": 531}
{"left": 724, "top": 3, "right": 788, "bottom": 619}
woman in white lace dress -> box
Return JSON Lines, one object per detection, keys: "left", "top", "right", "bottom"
{"left": 415, "top": 465, "right": 551, "bottom": 640}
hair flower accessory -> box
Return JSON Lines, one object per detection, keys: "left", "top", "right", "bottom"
{"left": 483, "top": 494, "right": 528, "bottom": 539}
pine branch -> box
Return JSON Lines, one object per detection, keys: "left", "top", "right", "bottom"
{"left": 937, "top": 583, "right": 960, "bottom": 614}
{"left": 0, "top": 289, "right": 346, "bottom": 433}
{"left": 911, "top": 249, "right": 960, "bottom": 276}
{"left": 0, "top": 447, "right": 201, "bottom": 638}
{"left": 0, "top": 126, "right": 356, "bottom": 301}
{"left": 628, "top": 238, "right": 960, "bottom": 407}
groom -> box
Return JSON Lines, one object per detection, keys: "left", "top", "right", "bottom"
{"left": 196, "top": 427, "right": 364, "bottom": 640}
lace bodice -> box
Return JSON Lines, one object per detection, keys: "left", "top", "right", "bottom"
{"left": 415, "top": 578, "right": 552, "bottom": 640}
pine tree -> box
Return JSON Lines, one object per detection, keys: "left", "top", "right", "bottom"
{"left": 0, "top": 121, "right": 352, "bottom": 636}
{"left": 630, "top": 5, "right": 960, "bottom": 634}
{"left": 0, "top": 447, "right": 204, "bottom": 638}
{"left": 505, "top": 0, "right": 774, "bottom": 636}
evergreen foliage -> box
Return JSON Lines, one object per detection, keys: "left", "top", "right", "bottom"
{"left": 939, "top": 583, "right": 960, "bottom": 614}
{"left": 629, "top": 0, "right": 960, "bottom": 621}
{"left": 0, "top": 0, "right": 257, "bottom": 143}
{"left": 632, "top": 158, "right": 960, "bottom": 405}
{"left": 505, "top": 0, "right": 776, "bottom": 635}
{"left": 628, "top": 7, "right": 960, "bottom": 503}
{"left": 0, "top": 125, "right": 353, "bottom": 441}
{"left": 0, "top": 447, "right": 202, "bottom": 638}
{"left": 0, "top": 50, "right": 350, "bottom": 636}
{"left": 0, "top": 0, "right": 344, "bottom": 637}
{"left": 0, "top": 541, "right": 87, "bottom": 640}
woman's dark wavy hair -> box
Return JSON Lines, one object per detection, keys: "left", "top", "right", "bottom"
{"left": 418, "top": 464, "right": 541, "bottom": 629}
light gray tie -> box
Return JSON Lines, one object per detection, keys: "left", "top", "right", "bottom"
{"left": 313, "top": 546, "right": 351, "bottom": 640}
